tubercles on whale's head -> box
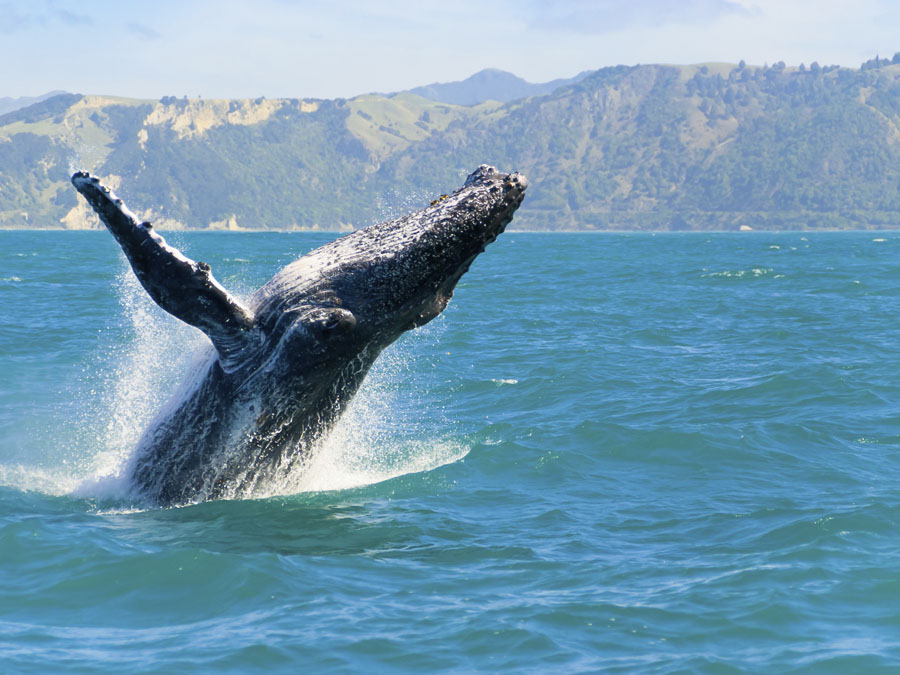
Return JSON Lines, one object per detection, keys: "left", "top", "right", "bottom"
{"left": 255, "top": 164, "right": 526, "bottom": 369}
{"left": 464, "top": 164, "right": 527, "bottom": 191}
{"left": 328, "top": 164, "right": 527, "bottom": 338}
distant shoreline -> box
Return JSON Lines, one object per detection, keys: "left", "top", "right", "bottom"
{"left": 5, "top": 227, "right": 900, "bottom": 235}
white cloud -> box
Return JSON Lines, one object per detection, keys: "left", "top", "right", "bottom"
{"left": 524, "top": 0, "right": 748, "bottom": 34}
{"left": 1, "top": 0, "right": 898, "bottom": 99}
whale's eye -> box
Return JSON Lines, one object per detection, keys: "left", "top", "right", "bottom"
{"left": 309, "top": 307, "right": 357, "bottom": 338}
{"left": 322, "top": 314, "right": 346, "bottom": 330}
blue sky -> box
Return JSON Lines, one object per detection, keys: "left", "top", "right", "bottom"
{"left": 1, "top": 0, "right": 899, "bottom": 100}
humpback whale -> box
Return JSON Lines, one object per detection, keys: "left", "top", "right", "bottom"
{"left": 72, "top": 165, "right": 527, "bottom": 505}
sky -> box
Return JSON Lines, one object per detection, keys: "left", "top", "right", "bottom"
{"left": 1, "top": 0, "right": 899, "bottom": 100}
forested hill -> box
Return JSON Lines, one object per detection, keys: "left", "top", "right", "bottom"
{"left": 4, "top": 58, "right": 900, "bottom": 231}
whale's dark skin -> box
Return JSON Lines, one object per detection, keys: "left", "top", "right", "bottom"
{"left": 72, "top": 165, "right": 526, "bottom": 505}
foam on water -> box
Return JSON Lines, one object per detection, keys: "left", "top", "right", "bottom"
{"left": 0, "top": 464, "right": 80, "bottom": 495}
{"left": 264, "top": 349, "right": 468, "bottom": 497}
{"left": 271, "top": 311, "right": 467, "bottom": 495}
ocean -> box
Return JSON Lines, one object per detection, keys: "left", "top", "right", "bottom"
{"left": 1, "top": 230, "right": 899, "bottom": 672}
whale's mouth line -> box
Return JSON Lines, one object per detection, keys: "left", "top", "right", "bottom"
{"left": 439, "top": 186, "right": 526, "bottom": 296}
{"left": 481, "top": 188, "right": 525, "bottom": 244}
{"left": 383, "top": 179, "right": 527, "bottom": 332}
{"left": 408, "top": 188, "right": 524, "bottom": 327}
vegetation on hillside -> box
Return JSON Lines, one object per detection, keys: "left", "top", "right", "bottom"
{"left": 4, "top": 58, "right": 900, "bottom": 230}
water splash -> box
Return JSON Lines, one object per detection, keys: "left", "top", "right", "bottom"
{"left": 260, "top": 343, "right": 468, "bottom": 497}
{"left": 48, "top": 263, "right": 467, "bottom": 504}
{"left": 73, "top": 267, "right": 204, "bottom": 499}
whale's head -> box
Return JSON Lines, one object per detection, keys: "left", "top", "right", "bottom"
{"left": 255, "top": 165, "right": 527, "bottom": 370}
{"left": 345, "top": 164, "right": 528, "bottom": 336}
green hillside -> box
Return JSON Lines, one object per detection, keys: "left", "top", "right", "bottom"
{"left": 4, "top": 58, "right": 900, "bottom": 230}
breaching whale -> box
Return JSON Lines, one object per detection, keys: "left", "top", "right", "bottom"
{"left": 72, "top": 165, "right": 526, "bottom": 505}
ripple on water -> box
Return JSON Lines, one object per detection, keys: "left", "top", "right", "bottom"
{"left": 1, "top": 232, "right": 900, "bottom": 671}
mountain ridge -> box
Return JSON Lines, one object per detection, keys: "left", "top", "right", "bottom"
{"left": 402, "top": 68, "right": 591, "bottom": 105}
{"left": 3, "top": 58, "right": 900, "bottom": 231}
{"left": 0, "top": 91, "right": 70, "bottom": 117}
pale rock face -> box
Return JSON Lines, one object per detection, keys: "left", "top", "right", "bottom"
{"left": 139, "top": 98, "right": 318, "bottom": 143}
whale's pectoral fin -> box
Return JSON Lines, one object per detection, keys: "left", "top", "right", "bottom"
{"left": 72, "top": 171, "right": 262, "bottom": 371}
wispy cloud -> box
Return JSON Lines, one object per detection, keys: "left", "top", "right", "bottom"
{"left": 526, "top": 0, "right": 748, "bottom": 34}
{"left": 0, "top": 1, "right": 92, "bottom": 34}
{"left": 126, "top": 21, "right": 162, "bottom": 40}
{"left": 0, "top": 2, "right": 34, "bottom": 34}
{"left": 57, "top": 9, "right": 92, "bottom": 26}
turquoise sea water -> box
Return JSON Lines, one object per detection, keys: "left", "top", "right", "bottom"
{"left": 2, "top": 230, "right": 900, "bottom": 672}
